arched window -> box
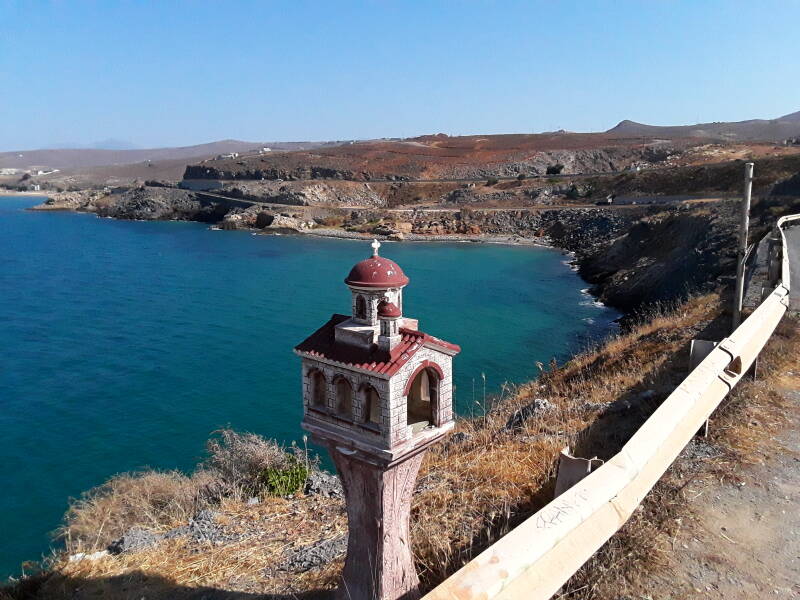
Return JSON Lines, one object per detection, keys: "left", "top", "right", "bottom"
{"left": 362, "top": 385, "right": 381, "bottom": 425}
{"left": 310, "top": 370, "right": 326, "bottom": 408}
{"left": 355, "top": 295, "right": 367, "bottom": 320}
{"left": 335, "top": 376, "right": 353, "bottom": 418}
{"left": 407, "top": 368, "right": 439, "bottom": 433}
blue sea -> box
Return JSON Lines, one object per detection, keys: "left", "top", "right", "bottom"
{"left": 0, "top": 196, "right": 619, "bottom": 578}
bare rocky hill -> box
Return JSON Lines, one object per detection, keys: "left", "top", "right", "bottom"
{"left": 182, "top": 134, "right": 702, "bottom": 182}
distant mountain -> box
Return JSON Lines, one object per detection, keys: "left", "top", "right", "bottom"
{"left": 0, "top": 139, "right": 341, "bottom": 170}
{"left": 89, "top": 139, "right": 141, "bottom": 150}
{"left": 607, "top": 110, "right": 800, "bottom": 142}
{"left": 780, "top": 110, "right": 800, "bottom": 122}
{"left": 47, "top": 139, "right": 141, "bottom": 150}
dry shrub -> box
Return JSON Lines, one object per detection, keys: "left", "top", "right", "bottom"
{"left": 318, "top": 215, "right": 345, "bottom": 227}
{"left": 204, "top": 429, "right": 310, "bottom": 499}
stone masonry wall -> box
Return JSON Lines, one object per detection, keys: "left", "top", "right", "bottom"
{"left": 301, "top": 346, "right": 453, "bottom": 450}
{"left": 302, "top": 359, "right": 391, "bottom": 448}
{"left": 388, "top": 348, "right": 453, "bottom": 446}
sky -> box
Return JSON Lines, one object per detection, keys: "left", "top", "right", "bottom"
{"left": 1, "top": 0, "right": 799, "bottom": 150}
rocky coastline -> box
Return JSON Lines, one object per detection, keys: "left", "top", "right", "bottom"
{"left": 26, "top": 185, "right": 743, "bottom": 315}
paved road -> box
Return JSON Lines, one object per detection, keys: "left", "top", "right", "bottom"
{"left": 785, "top": 224, "right": 800, "bottom": 311}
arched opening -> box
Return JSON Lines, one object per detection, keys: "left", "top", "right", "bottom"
{"left": 310, "top": 370, "right": 326, "bottom": 408}
{"left": 407, "top": 367, "right": 439, "bottom": 433}
{"left": 355, "top": 295, "right": 367, "bottom": 320}
{"left": 335, "top": 376, "right": 353, "bottom": 419}
{"left": 361, "top": 385, "right": 381, "bottom": 426}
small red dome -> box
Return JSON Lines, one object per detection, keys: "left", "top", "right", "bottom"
{"left": 345, "top": 255, "right": 409, "bottom": 288}
{"left": 377, "top": 300, "right": 402, "bottom": 318}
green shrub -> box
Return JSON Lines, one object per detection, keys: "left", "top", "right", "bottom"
{"left": 259, "top": 458, "right": 309, "bottom": 497}
{"left": 486, "top": 177, "right": 499, "bottom": 186}
{"left": 566, "top": 185, "right": 581, "bottom": 200}
{"left": 546, "top": 164, "right": 565, "bottom": 175}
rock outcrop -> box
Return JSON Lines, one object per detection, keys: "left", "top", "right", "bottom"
{"left": 95, "top": 187, "right": 228, "bottom": 222}
{"left": 578, "top": 205, "right": 738, "bottom": 312}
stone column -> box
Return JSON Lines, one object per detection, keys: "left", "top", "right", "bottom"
{"left": 329, "top": 446, "right": 426, "bottom": 600}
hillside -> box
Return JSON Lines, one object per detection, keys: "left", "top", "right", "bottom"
{"left": 607, "top": 109, "right": 800, "bottom": 142}
{"left": 183, "top": 112, "right": 800, "bottom": 183}
{"left": 0, "top": 140, "right": 341, "bottom": 171}
{"left": 183, "top": 133, "right": 709, "bottom": 182}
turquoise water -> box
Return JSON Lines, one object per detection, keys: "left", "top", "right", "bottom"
{"left": 0, "top": 196, "right": 619, "bottom": 578}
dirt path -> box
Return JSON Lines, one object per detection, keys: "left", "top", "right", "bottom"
{"left": 629, "top": 371, "right": 800, "bottom": 598}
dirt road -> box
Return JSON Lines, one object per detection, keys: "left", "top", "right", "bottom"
{"left": 628, "top": 367, "right": 800, "bottom": 598}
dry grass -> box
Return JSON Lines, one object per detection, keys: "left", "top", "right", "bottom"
{"left": 29, "top": 496, "right": 346, "bottom": 600}
{"left": 558, "top": 315, "right": 800, "bottom": 599}
{"left": 5, "top": 292, "right": 747, "bottom": 599}
{"left": 706, "top": 317, "right": 799, "bottom": 467}
{"left": 411, "top": 293, "right": 722, "bottom": 586}
{"left": 60, "top": 470, "right": 218, "bottom": 556}
{"left": 55, "top": 430, "right": 310, "bottom": 559}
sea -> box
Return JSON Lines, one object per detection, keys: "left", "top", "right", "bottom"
{"left": 0, "top": 196, "right": 620, "bottom": 578}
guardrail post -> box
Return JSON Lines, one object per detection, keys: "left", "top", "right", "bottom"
{"left": 689, "top": 340, "right": 718, "bottom": 435}
{"left": 732, "top": 162, "right": 754, "bottom": 331}
{"left": 768, "top": 236, "right": 783, "bottom": 287}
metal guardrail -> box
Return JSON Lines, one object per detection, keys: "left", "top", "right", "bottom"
{"left": 422, "top": 214, "right": 798, "bottom": 600}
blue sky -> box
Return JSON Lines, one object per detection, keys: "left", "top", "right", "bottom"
{"left": 1, "top": 0, "right": 799, "bottom": 150}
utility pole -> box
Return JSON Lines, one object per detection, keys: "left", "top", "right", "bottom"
{"left": 732, "top": 162, "right": 754, "bottom": 331}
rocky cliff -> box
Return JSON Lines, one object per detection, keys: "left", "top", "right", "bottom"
{"left": 579, "top": 206, "right": 738, "bottom": 311}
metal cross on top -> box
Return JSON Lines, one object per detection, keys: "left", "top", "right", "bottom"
{"left": 371, "top": 238, "right": 381, "bottom": 256}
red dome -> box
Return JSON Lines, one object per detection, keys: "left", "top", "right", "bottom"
{"left": 377, "top": 300, "right": 402, "bottom": 318}
{"left": 345, "top": 255, "right": 409, "bottom": 288}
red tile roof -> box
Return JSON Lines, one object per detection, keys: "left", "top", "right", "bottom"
{"left": 345, "top": 256, "right": 409, "bottom": 288}
{"left": 294, "top": 314, "right": 460, "bottom": 377}
{"left": 377, "top": 300, "right": 402, "bottom": 318}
